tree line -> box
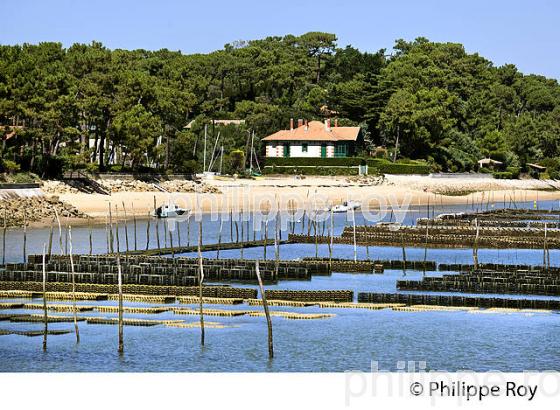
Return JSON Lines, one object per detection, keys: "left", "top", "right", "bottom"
{"left": 1, "top": 32, "right": 559, "bottom": 177}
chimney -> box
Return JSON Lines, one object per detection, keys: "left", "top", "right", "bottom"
{"left": 305, "top": 119, "right": 308, "bottom": 131}
{"left": 297, "top": 119, "right": 303, "bottom": 128}
{"left": 325, "top": 119, "right": 331, "bottom": 131}
{"left": 290, "top": 118, "right": 294, "bottom": 131}
{"left": 334, "top": 118, "right": 338, "bottom": 128}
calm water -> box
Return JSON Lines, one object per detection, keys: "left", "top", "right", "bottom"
{"left": 0, "top": 201, "right": 559, "bottom": 372}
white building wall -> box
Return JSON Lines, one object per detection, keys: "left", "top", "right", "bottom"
{"left": 266, "top": 142, "right": 336, "bottom": 158}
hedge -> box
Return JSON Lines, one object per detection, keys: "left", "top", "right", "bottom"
{"left": 366, "top": 158, "right": 431, "bottom": 175}
{"left": 265, "top": 157, "right": 364, "bottom": 167}
{"left": 263, "top": 157, "right": 432, "bottom": 175}
{"left": 263, "top": 165, "right": 359, "bottom": 176}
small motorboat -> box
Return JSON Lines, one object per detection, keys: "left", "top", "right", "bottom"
{"left": 330, "top": 200, "right": 361, "bottom": 213}
{"left": 152, "top": 203, "right": 190, "bottom": 218}
{"left": 435, "top": 212, "right": 465, "bottom": 220}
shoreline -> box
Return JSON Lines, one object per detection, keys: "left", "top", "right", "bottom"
{"left": 7, "top": 176, "right": 559, "bottom": 229}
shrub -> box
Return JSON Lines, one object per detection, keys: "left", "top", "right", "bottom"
{"left": 373, "top": 147, "right": 388, "bottom": 158}
{"left": 1, "top": 159, "right": 20, "bottom": 174}
{"left": 492, "top": 171, "right": 513, "bottom": 179}
{"left": 366, "top": 158, "right": 431, "bottom": 174}
{"left": 506, "top": 166, "right": 520, "bottom": 179}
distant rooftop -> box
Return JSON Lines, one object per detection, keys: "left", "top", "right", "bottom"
{"left": 184, "top": 119, "right": 246, "bottom": 129}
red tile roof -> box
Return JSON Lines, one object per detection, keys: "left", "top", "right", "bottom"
{"left": 262, "top": 121, "right": 360, "bottom": 142}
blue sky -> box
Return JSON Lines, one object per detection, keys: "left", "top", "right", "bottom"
{"left": 1, "top": 0, "right": 558, "bottom": 79}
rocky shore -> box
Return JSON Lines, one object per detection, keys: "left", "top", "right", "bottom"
{"left": 0, "top": 195, "right": 87, "bottom": 227}
{"left": 42, "top": 179, "right": 221, "bottom": 194}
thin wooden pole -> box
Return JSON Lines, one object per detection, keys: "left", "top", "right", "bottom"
{"left": 88, "top": 218, "right": 93, "bottom": 255}
{"left": 54, "top": 208, "right": 64, "bottom": 256}
{"left": 154, "top": 196, "right": 161, "bottom": 255}
{"left": 274, "top": 213, "right": 279, "bottom": 280}
{"left": 197, "top": 217, "right": 205, "bottom": 346}
{"left": 217, "top": 216, "right": 223, "bottom": 259}
{"left": 169, "top": 221, "right": 175, "bottom": 258}
{"left": 401, "top": 233, "right": 407, "bottom": 275}
{"left": 116, "top": 251, "right": 124, "bottom": 354}
{"left": 108, "top": 203, "right": 114, "bottom": 253}
{"left": 105, "top": 215, "right": 110, "bottom": 253}
{"left": 68, "top": 226, "right": 80, "bottom": 343}
{"left": 114, "top": 205, "right": 120, "bottom": 253}
{"left": 22, "top": 213, "right": 27, "bottom": 263}
{"left": 229, "top": 208, "right": 233, "bottom": 242}
{"left": 473, "top": 218, "right": 479, "bottom": 269}
{"left": 65, "top": 224, "right": 69, "bottom": 255}
{"left": 145, "top": 212, "right": 151, "bottom": 251}
{"left": 255, "top": 259, "right": 273, "bottom": 359}
{"left": 328, "top": 209, "right": 333, "bottom": 267}
{"left": 122, "top": 202, "right": 129, "bottom": 254}
{"left": 263, "top": 218, "right": 268, "bottom": 260}
{"left": 314, "top": 219, "right": 318, "bottom": 258}
{"left": 423, "top": 220, "right": 429, "bottom": 274}
{"left": 115, "top": 205, "right": 124, "bottom": 354}
{"left": 47, "top": 216, "right": 54, "bottom": 257}
{"left": 132, "top": 202, "right": 137, "bottom": 251}
{"left": 177, "top": 215, "right": 182, "bottom": 247}
{"left": 543, "top": 222, "right": 548, "bottom": 267}
{"left": 351, "top": 208, "right": 357, "bottom": 262}
{"left": 1, "top": 209, "right": 6, "bottom": 266}
{"left": 42, "top": 244, "right": 48, "bottom": 352}
{"left": 186, "top": 214, "right": 191, "bottom": 247}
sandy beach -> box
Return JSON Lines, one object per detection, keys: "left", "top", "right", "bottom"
{"left": 52, "top": 175, "right": 560, "bottom": 221}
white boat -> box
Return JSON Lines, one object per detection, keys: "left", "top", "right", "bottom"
{"left": 330, "top": 200, "right": 361, "bottom": 213}
{"left": 152, "top": 203, "right": 190, "bottom": 218}
{"left": 435, "top": 212, "right": 465, "bottom": 220}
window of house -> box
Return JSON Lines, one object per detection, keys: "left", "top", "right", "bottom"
{"left": 302, "top": 143, "right": 308, "bottom": 153}
{"left": 335, "top": 143, "right": 347, "bottom": 158}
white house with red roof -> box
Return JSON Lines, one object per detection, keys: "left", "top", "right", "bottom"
{"left": 262, "top": 119, "right": 361, "bottom": 158}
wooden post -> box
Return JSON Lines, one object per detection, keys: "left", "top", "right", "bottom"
{"left": 169, "top": 221, "right": 175, "bottom": 258}
{"left": 88, "top": 219, "right": 93, "bottom": 255}
{"left": 154, "top": 196, "right": 161, "bottom": 255}
{"left": 473, "top": 218, "right": 479, "bottom": 269}
{"left": 365, "top": 213, "right": 370, "bottom": 260}
{"left": 1, "top": 209, "right": 6, "bottom": 266}
{"left": 47, "top": 216, "right": 54, "bottom": 257}
{"left": 177, "top": 215, "right": 182, "bottom": 247}
{"left": 314, "top": 219, "right": 318, "bottom": 258}
{"left": 145, "top": 212, "right": 151, "bottom": 251}
{"left": 42, "top": 244, "right": 48, "bottom": 352}
{"left": 217, "top": 216, "right": 223, "bottom": 259}
{"left": 164, "top": 217, "right": 169, "bottom": 249}
{"left": 64, "top": 224, "right": 69, "bottom": 255}
{"left": 263, "top": 218, "right": 268, "bottom": 260}
{"left": 54, "top": 208, "right": 64, "bottom": 255}
{"left": 401, "top": 233, "right": 407, "bottom": 275}
{"left": 423, "top": 220, "right": 429, "bottom": 274}
{"left": 22, "top": 213, "right": 27, "bottom": 263}
{"left": 68, "top": 226, "right": 80, "bottom": 343}
{"left": 328, "top": 209, "right": 334, "bottom": 267}
{"left": 186, "top": 214, "right": 191, "bottom": 247}
{"left": 274, "top": 214, "right": 279, "bottom": 280}
{"left": 197, "top": 218, "right": 205, "bottom": 346}
{"left": 132, "top": 202, "right": 137, "bottom": 251}
{"left": 230, "top": 208, "right": 233, "bottom": 242}
{"left": 105, "top": 215, "right": 110, "bottom": 253}
{"left": 543, "top": 223, "right": 548, "bottom": 268}
{"left": 108, "top": 203, "right": 114, "bottom": 253}
{"left": 255, "top": 259, "right": 273, "bottom": 359}
{"left": 116, "top": 251, "right": 124, "bottom": 354}
{"left": 114, "top": 205, "right": 120, "bottom": 254}
{"left": 351, "top": 208, "right": 357, "bottom": 262}
{"left": 122, "top": 202, "right": 129, "bottom": 254}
